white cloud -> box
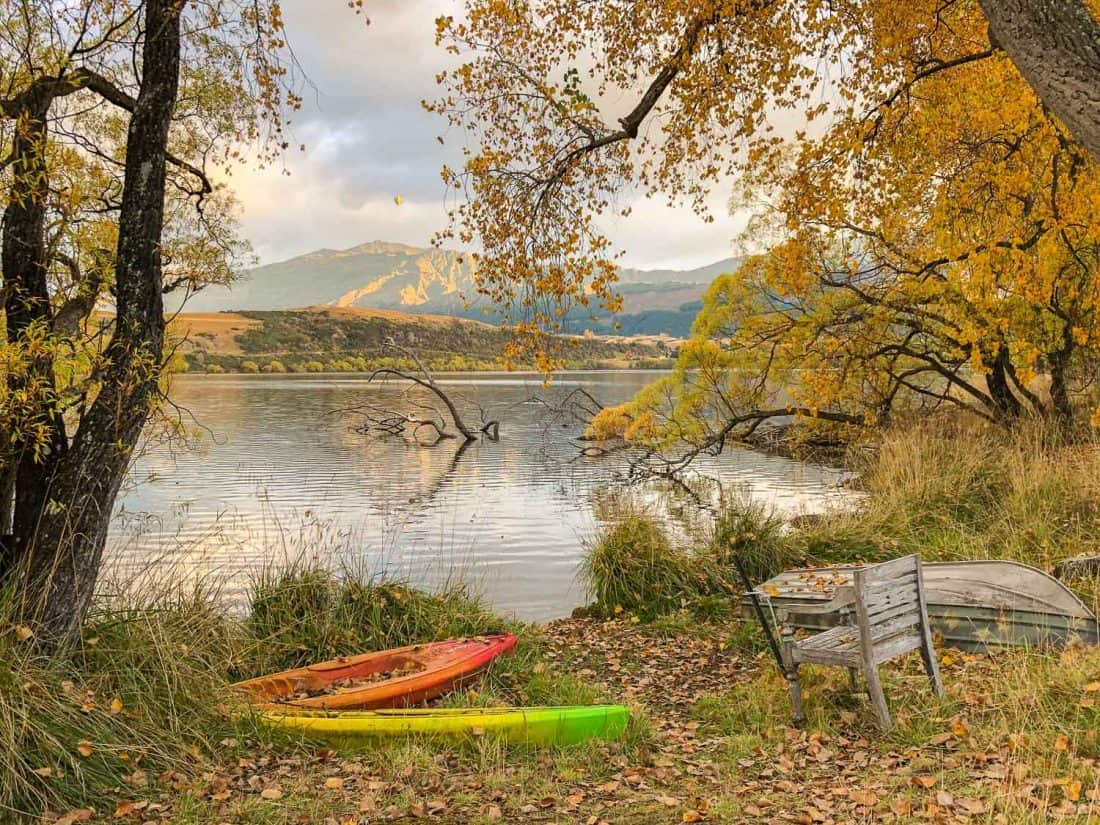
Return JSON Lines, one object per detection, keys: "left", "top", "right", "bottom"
{"left": 230, "top": 0, "right": 750, "bottom": 272}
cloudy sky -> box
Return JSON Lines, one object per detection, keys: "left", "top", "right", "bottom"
{"left": 227, "top": 0, "right": 747, "bottom": 271}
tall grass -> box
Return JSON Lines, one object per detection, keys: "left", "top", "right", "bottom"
{"left": 709, "top": 494, "right": 802, "bottom": 583}
{"left": 800, "top": 420, "right": 1100, "bottom": 570}
{"left": 0, "top": 561, "right": 507, "bottom": 819}
{"left": 244, "top": 563, "right": 506, "bottom": 675}
{"left": 581, "top": 509, "right": 727, "bottom": 618}
{"left": 0, "top": 585, "right": 249, "bottom": 819}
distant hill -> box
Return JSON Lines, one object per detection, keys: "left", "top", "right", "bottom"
{"left": 169, "top": 306, "right": 674, "bottom": 374}
{"left": 179, "top": 241, "right": 740, "bottom": 337}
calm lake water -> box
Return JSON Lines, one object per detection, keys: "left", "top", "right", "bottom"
{"left": 108, "top": 371, "right": 853, "bottom": 621}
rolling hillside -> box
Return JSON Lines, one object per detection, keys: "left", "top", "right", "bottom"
{"left": 178, "top": 241, "right": 740, "bottom": 337}
{"left": 170, "top": 306, "right": 673, "bottom": 373}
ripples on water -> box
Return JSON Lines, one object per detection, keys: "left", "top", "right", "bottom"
{"left": 108, "top": 371, "right": 854, "bottom": 621}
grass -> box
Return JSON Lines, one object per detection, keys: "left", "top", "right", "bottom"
{"left": 0, "top": 565, "right": 644, "bottom": 822}
{"left": 580, "top": 508, "right": 727, "bottom": 619}
{"left": 244, "top": 563, "right": 506, "bottom": 676}
{"left": 0, "top": 585, "right": 251, "bottom": 819}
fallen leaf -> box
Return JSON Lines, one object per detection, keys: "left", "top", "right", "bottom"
{"left": 76, "top": 741, "right": 94, "bottom": 757}
{"left": 113, "top": 799, "right": 134, "bottom": 818}
{"left": 912, "top": 775, "right": 937, "bottom": 789}
{"left": 260, "top": 787, "right": 283, "bottom": 800}
{"left": 55, "top": 810, "right": 94, "bottom": 825}
{"left": 323, "top": 777, "right": 345, "bottom": 790}
{"left": 850, "top": 790, "right": 877, "bottom": 806}
{"left": 890, "top": 799, "right": 912, "bottom": 815}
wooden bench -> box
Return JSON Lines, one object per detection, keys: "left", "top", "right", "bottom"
{"left": 779, "top": 554, "right": 943, "bottom": 731}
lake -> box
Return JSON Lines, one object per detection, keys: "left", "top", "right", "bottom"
{"left": 108, "top": 371, "right": 853, "bottom": 621}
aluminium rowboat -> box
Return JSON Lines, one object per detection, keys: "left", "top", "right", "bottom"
{"left": 743, "top": 560, "right": 1098, "bottom": 650}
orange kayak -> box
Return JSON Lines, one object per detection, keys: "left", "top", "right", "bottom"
{"left": 232, "top": 635, "right": 517, "bottom": 710}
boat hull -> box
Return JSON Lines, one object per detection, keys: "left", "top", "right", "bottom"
{"left": 742, "top": 561, "right": 1099, "bottom": 651}
{"left": 232, "top": 635, "right": 518, "bottom": 710}
{"left": 258, "top": 705, "right": 631, "bottom": 747}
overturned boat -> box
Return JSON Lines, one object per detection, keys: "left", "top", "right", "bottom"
{"left": 744, "top": 560, "right": 1099, "bottom": 651}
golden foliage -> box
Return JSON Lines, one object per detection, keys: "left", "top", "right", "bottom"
{"left": 434, "top": 0, "right": 1100, "bottom": 429}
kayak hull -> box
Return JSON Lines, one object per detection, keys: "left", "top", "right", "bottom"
{"left": 258, "top": 705, "right": 631, "bottom": 747}
{"left": 232, "top": 635, "right": 517, "bottom": 710}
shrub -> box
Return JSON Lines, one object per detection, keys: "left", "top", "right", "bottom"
{"left": 710, "top": 496, "right": 801, "bottom": 584}
{"left": 204, "top": 363, "right": 227, "bottom": 374}
{"left": 580, "top": 511, "right": 724, "bottom": 619}
{"left": 262, "top": 359, "right": 286, "bottom": 373}
{"left": 240, "top": 359, "right": 260, "bottom": 373}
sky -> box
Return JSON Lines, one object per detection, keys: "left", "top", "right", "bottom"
{"left": 226, "top": 0, "right": 748, "bottom": 271}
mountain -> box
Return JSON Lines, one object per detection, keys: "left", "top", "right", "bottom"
{"left": 180, "top": 241, "right": 741, "bottom": 337}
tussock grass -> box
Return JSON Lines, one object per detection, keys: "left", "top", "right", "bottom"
{"left": 244, "top": 563, "right": 504, "bottom": 676}
{"left": 786, "top": 418, "right": 1100, "bottom": 612}
{"left": 709, "top": 494, "right": 802, "bottom": 583}
{"left": 580, "top": 509, "right": 726, "bottom": 619}
{"left": 0, "top": 585, "right": 249, "bottom": 819}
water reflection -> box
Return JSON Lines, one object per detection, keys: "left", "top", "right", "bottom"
{"left": 109, "top": 371, "right": 854, "bottom": 620}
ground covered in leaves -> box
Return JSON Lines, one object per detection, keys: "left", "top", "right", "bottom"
{"left": 43, "top": 614, "right": 1100, "bottom": 825}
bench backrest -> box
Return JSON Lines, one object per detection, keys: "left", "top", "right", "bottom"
{"left": 853, "top": 554, "right": 927, "bottom": 657}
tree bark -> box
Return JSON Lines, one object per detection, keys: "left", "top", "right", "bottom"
{"left": 983, "top": 345, "right": 1024, "bottom": 421}
{"left": 13, "top": 0, "right": 183, "bottom": 642}
{"left": 0, "top": 96, "right": 68, "bottom": 544}
{"left": 979, "top": 0, "right": 1100, "bottom": 162}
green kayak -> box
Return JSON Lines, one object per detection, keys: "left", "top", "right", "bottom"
{"left": 259, "top": 705, "right": 630, "bottom": 747}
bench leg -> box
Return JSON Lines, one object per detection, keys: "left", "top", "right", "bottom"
{"left": 780, "top": 622, "right": 806, "bottom": 728}
{"left": 920, "top": 639, "right": 944, "bottom": 697}
{"left": 786, "top": 665, "right": 806, "bottom": 728}
{"left": 863, "top": 665, "right": 892, "bottom": 732}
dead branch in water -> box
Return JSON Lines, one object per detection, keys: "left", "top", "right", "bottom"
{"left": 330, "top": 340, "right": 500, "bottom": 445}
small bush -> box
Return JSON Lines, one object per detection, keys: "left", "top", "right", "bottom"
{"left": 262, "top": 359, "right": 287, "bottom": 373}
{"left": 581, "top": 512, "right": 724, "bottom": 619}
{"left": 240, "top": 359, "right": 260, "bottom": 373}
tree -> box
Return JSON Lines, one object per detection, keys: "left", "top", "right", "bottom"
{"left": 431, "top": 0, "right": 1100, "bottom": 347}
{"left": 0, "top": 0, "right": 298, "bottom": 642}
{"left": 433, "top": 0, "right": 1100, "bottom": 452}
{"left": 978, "top": 0, "right": 1100, "bottom": 163}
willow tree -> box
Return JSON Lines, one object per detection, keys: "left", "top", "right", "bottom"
{"left": 0, "top": 0, "right": 298, "bottom": 641}
{"left": 432, "top": 0, "right": 1100, "bottom": 451}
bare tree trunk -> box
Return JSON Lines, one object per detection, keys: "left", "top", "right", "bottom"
{"left": 14, "top": 0, "right": 183, "bottom": 643}
{"left": 979, "top": 0, "right": 1100, "bottom": 162}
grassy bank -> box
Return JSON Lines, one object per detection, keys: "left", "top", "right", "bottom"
{"left": 10, "top": 419, "right": 1100, "bottom": 823}
{"left": 169, "top": 307, "right": 675, "bottom": 374}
